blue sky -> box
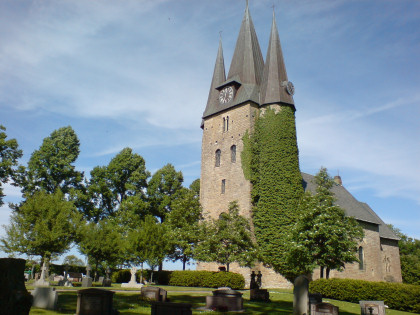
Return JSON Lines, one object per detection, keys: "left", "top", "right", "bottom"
{"left": 0, "top": 0, "right": 419, "bottom": 268}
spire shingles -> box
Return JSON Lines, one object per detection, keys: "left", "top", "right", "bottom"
{"left": 227, "top": 3, "right": 264, "bottom": 86}
{"left": 202, "top": 39, "right": 226, "bottom": 119}
{"left": 260, "top": 11, "right": 295, "bottom": 107}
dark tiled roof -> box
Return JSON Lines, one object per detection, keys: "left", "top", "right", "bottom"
{"left": 301, "top": 172, "right": 399, "bottom": 240}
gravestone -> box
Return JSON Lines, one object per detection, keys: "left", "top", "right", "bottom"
{"left": 309, "top": 293, "right": 322, "bottom": 306}
{"left": 34, "top": 259, "right": 50, "bottom": 287}
{"left": 103, "top": 267, "right": 112, "bottom": 287}
{"left": 0, "top": 258, "right": 33, "bottom": 315}
{"left": 76, "top": 288, "right": 116, "bottom": 315}
{"left": 151, "top": 301, "right": 192, "bottom": 315}
{"left": 141, "top": 286, "right": 167, "bottom": 302}
{"left": 360, "top": 301, "right": 386, "bottom": 315}
{"left": 121, "top": 266, "right": 143, "bottom": 288}
{"left": 293, "top": 275, "right": 309, "bottom": 315}
{"left": 32, "top": 287, "right": 58, "bottom": 310}
{"left": 82, "top": 265, "right": 93, "bottom": 287}
{"left": 205, "top": 289, "right": 244, "bottom": 312}
{"left": 249, "top": 270, "right": 269, "bottom": 301}
{"left": 311, "top": 302, "right": 339, "bottom": 315}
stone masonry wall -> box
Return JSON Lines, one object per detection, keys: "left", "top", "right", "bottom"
{"left": 312, "top": 222, "right": 383, "bottom": 281}
{"left": 200, "top": 102, "right": 258, "bottom": 219}
{"left": 380, "top": 238, "right": 402, "bottom": 282}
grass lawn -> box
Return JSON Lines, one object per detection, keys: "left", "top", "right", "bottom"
{"left": 29, "top": 286, "right": 414, "bottom": 314}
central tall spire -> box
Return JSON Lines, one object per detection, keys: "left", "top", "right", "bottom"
{"left": 227, "top": 2, "right": 264, "bottom": 86}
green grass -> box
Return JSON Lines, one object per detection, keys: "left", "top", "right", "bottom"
{"left": 28, "top": 286, "right": 416, "bottom": 315}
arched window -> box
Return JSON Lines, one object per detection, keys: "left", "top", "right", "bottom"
{"left": 226, "top": 116, "right": 229, "bottom": 131}
{"left": 215, "top": 149, "right": 221, "bottom": 167}
{"left": 231, "top": 145, "right": 236, "bottom": 163}
{"left": 221, "top": 179, "right": 225, "bottom": 194}
{"left": 358, "top": 246, "right": 364, "bottom": 270}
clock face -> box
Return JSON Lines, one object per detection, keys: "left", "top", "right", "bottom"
{"left": 219, "top": 86, "right": 234, "bottom": 104}
{"left": 286, "top": 81, "right": 295, "bottom": 95}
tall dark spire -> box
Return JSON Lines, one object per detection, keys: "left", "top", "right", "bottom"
{"left": 202, "top": 38, "right": 226, "bottom": 119}
{"left": 260, "top": 11, "right": 295, "bottom": 106}
{"left": 227, "top": 2, "right": 264, "bottom": 86}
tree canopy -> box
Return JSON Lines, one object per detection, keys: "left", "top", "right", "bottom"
{"left": 0, "top": 125, "right": 22, "bottom": 206}
{"left": 147, "top": 163, "right": 183, "bottom": 222}
{"left": 82, "top": 147, "right": 150, "bottom": 221}
{"left": 286, "top": 168, "right": 364, "bottom": 280}
{"left": 194, "top": 201, "right": 258, "bottom": 272}
{"left": 19, "top": 126, "right": 83, "bottom": 195}
{"left": 1, "top": 189, "right": 81, "bottom": 261}
{"left": 166, "top": 186, "right": 202, "bottom": 270}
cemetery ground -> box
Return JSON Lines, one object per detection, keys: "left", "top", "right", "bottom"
{"left": 26, "top": 283, "right": 414, "bottom": 315}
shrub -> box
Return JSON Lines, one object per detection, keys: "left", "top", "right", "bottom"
{"left": 111, "top": 269, "right": 171, "bottom": 285}
{"left": 168, "top": 271, "right": 245, "bottom": 289}
{"left": 309, "top": 278, "right": 420, "bottom": 313}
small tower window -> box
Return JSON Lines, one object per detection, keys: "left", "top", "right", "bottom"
{"left": 215, "top": 149, "right": 221, "bottom": 167}
{"left": 358, "top": 246, "right": 364, "bottom": 270}
{"left": 231, "top": 145, "right": 236, "bottom": 163}
{"left": 223, "top": 118, "right": 226, "bottom": 132}
{"left": 221, "top": 179, "right": 225, "bottom": 194}
{"left": 226, "top": 116, "right": 229, "bottom": 131}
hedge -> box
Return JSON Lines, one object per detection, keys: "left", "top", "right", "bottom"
{"left": 111, "top": 269, "right": 172, "bottom": 285}
{"left": 168, "top": 271, "right": 245, "bottom": 290}
{"left": 309, "top": 278, "right": 420, "bottom": 313}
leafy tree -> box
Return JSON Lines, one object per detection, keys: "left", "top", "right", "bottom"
{"left": 18, "top": 126, "right": 83, "bottom": 195}
{"left": 0, "top": 125, "right": 22, "bottom": 206}
{"left": 189, "top": 179, "right": 200, "bottom": 198}
{"left": 125, "top": 215, "right": 171, "bottom": 282}
{"left": 82, "top": 147, "right": 150, "bottom": 221}
{"left": 242, "top": 107, "right": 303, "bottom": 277}
{"left": 286, "top": 168, "right": 364, "bottom": 280}
{"left": 1, "top": 189, "right": 81, "bottom": 262}
{"left": 77, "top": 219, "right": 123, "bottom": 272}
{"left": 388, "top": 225, "right": 420, "bottom": 285}
{"left": 194, "top": 201, "right": 258, "bottom": 272}
{"left": 166, "top": 187, "right": 202, "bottom": 270}
{"left": 63, "top": 255, "right": 85, "bottom": 266}
{"left": 147, "top": 163, "right": 183, "bottom": 222}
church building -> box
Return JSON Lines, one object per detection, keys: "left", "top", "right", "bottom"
{"left": 197, "top": 3, "right": 402, "bottom": 288}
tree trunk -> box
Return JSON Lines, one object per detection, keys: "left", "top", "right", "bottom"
{"left": 326, "top": 268, "right": 330, "bottom": 279}
{"left": 226, "top": 263, "right": 230, "bottom": 272}
{"left": 182, "top": 255, "right": 187, "bottom": 271}
{"left": 158, "top": 261, "right": 163, "bottom": 271}
{"left": 320, "top": 266, "right": 324, "bottom": 278}
{"left": 140, "top": 262, "right": 144, "bottom": 284}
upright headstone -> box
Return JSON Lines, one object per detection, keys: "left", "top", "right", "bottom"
{"left": 82, "top": 265, "right": 93, "bottom": 287}
{"left": 359, "top": 301, "right": 386, "bottom": 315}
{"left": 0, "top": 258, "right": 33, "bottom": 315}
{"left": 121, "top": 266, "right": 143, "bottom": 288}
{"left": 34, "top": 259, "right": 50, "bottom": 287}
{"left": 293, "top": 275, "right": 309, "bottom": 315}
{"left": 76, "top": 288, "right": 116, "bottom": 315}
{"left": 103, "top": 266, "right": 112, "bottom": 287}
{"left": 32, "top": 287, "right": 58, "bottom": 310}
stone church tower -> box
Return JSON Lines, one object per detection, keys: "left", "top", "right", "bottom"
{"left": 198, "top": 3, "right": 402, "bottom": 288}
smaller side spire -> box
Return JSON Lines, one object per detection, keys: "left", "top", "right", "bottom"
{"left": 260, "top": 11, "right": 295, "bottom": 107}
{"left": 202, "top": 38, "right": 226, "bottom": 119}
